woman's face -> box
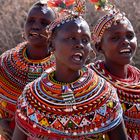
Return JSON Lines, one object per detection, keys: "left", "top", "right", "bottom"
{"left": 100, "top": 18, "right": 137, "bottom": 66}
{"left": 24, "top": 6, "right": 55, "bottom": 47}
{"left": 52, "top": 18, "right": 92, "bottom": 71}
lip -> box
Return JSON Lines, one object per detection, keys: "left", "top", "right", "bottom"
{"left": 71, "top": 52, "right": 85, "bottom": 65}
{"left": 119, "top": 47, "right": 133, "bottom": 58}
{"left": 28, "top": 31, "right": 43, "bottom": 39}
{"left": 120, "top": 48, "right": 131, "bottom": 53}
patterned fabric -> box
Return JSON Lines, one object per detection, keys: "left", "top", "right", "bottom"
{"left": 0, "top": 42, "right": 55, "bottom": 121}
{"left": 89, "top": 60, "right": 140, "bottom": 140}
{"left": 16, "top": 66, "right": 122, "bottom": 139}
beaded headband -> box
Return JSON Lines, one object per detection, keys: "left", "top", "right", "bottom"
{"left": 88, "top": 0, "right": 126, "bottom": 44}
{"left": 92, "top": 6, "right": 125, "bottom": 44}
{"left": 39, "top": 0, "right": 86, "bottom": 39}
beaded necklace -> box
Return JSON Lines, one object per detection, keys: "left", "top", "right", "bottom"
{"left": 16, "top": 66, "right": 122, "bottom": 139}
{"left": 0, "top": 42, "right": 55, "bottom": 119}
{"left": 90, "top": 60, "right": 140, "bottom": 140}
{"left": 90, "top": 60, "right": 140, "bottom": 103}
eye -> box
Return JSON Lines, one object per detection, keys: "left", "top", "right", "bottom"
{"left": 69, "top": 37, "right": 76, "bottom": 40}
{"left": 60, "top": 37, "right": 77, "bottom": 43}
{"left": 126, "top": 32, "right": 135, "bottom": 40}
{"left": 27, "top": 18, "right": 35, "bottom": 24}
{"left": 41, "top": 21, "right": 48, "bottom": 26}
{"left": 41, "top": 20, "right": 50, "bottom": 27}
{"left": 82, "top": 38, "right": 89, "bottom": 44}
{"left": 111, "top": 35, "right": 120, "bottom": 41}
{"left": 66, "top": 37, "right": 76, "bottom": 41}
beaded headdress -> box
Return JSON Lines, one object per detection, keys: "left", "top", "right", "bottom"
{"left": 39, "top": 0, "right": 87, "bottom": 112}
{"left": 39, "top": 0, "right": 87, "bottom": 39}
{"left": 89, "top": 0, "right": 125, "bottom": 45}
{"left": 93, "top": 8, "right": 125, "bottom": 44}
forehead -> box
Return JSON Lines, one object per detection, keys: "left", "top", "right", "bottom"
{"left": 106, "top": 18, "right": 134, "bottom": 34}
{"left": 27, "top": 6, "right": 53, "bottom": 19}
{"left": 57, "top": 19, "right": 91, "bottom": 37}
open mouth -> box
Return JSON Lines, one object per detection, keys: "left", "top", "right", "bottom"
{"left": 119, "top": 48, "right": 132, "bottom": 55}
{"left": 29, "top": 32, "right": 48, "bottom": 39}
{"left": 30, "top": 32, "right": 39, "bottom": 36}
{"left": 29, "top": 32, "right": 40, "bottom": 38}
{"left": 72, "top": 53, "right": 83, "bottom": 63}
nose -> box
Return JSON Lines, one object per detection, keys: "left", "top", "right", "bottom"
{"left": 32, "top": 21, "right": 41, "bottom": 30}
{"left": 75, "top": 40, "right": 84, "bottom": 49}
{"left": 121, "top": 37, "right": 130, "bottom": 46}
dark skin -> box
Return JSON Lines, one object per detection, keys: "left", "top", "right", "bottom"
{"left": 12, "top": 18, "right": 127, "bottom": 140}
{"left": 96, "top": 17, "right": 137, "bottom": 79}
{"left": 108, "top": 119, "right": 128, "bottom": 140}
{"left": 24, "top": 5, "right": 56, "bottom": 60}
{"left": 0, "top": 3, "right": 56, "bottom": 140}
{"left": 50, "top": 19, "right": 128, "bottom": 140}
{"left": 0, "top": 118, "right": 13, "bottom": 140}
{"left": 52, "top": 18, "right": 92, "bottom": 83}
{"left": 12, "top": 18, "right": 92, "bottom": 140}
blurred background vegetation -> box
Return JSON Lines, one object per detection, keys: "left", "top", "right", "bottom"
{"left": 0, "top": 0, "right": 140, "bottom": 68}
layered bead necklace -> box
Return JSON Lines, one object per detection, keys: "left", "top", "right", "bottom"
{"left": 90, "top": 60, "right": 140, "bottom": 139}
{"left": 0, "top": 41, "right": 55, "bottom": 118}
{"left": 16, "top": 66, "right": 122, "bottom": 139}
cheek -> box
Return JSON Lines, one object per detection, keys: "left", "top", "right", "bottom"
{"left": 55, "top": 40, "right": 71, "bottom": 52}
{"left": 131, "top": 38, "right": 137, "bottom": 50}
{"left": 55, "top": 46, "right": 69, "bottom": 58}
{"left": 24, "top": 23, "right": 29, "bottom": 30}
{"left": 24, "top": 25, "right": 29, "bottom": 35}
{"left": 102, "top": 46, "right": 115, "bottom": 57}
{"left": 85, "top": 47, "right": 91, "bottom": 56}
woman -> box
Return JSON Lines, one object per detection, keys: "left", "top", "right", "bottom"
{"left": 13, "top": 1, "right": 127, "bottom": 139}
{"left": 0, "top": 1, "right": 56, "bottom": 139}
{"left": 90, "top": 7, "right": 140, "bottom": 140}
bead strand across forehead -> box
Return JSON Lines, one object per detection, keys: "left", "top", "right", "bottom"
{"left": 38, "top": 0, "right": 87, "bottom": 40}
{"left": 92, "top": 6, "right": 126, "bottom": 45}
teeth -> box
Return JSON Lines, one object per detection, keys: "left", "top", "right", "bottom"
{"left": 74, "top": 57, "right": 81, "bottom": 61}
{"left": 73, "top": 53, "right": 83, "bottom": 61}
{"left": 120, "top": 49, "right": 131, "bottom": 53}
{"left": 30, "top": 32, "right": 39, "bottom": 36}
{"left": 74, "top": 53, "right": 82, "bottom": 57}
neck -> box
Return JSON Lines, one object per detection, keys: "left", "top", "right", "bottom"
{"left": 26, "top": 44, "right": 50, "bottom": 60}
{"left": 54, "top": 65, "right": 81, "bottom": 83}
{"left": 104, "top": 61, "right": 128, "bottom": 79}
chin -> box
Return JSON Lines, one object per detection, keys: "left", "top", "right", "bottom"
{"left": 29, "top": 41, "right": 45, "bottom": 47}
{"left": 118, "top": 60, "right": 131, "bottom": 66}
{"left": 70, "top": 65, "right": 84, "bottom": 71}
